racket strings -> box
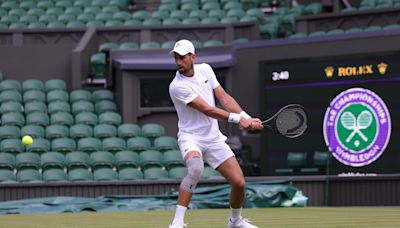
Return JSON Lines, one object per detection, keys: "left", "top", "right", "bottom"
{"left": 275, "top": 108, "right": 307, "bottom": 137}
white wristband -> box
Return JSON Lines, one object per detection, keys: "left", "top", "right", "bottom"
{"left": 228, "top": 113, "right": 241, "bottom": 123}
{"left": 240, "top": 111, "right": 252, "bottom": 119}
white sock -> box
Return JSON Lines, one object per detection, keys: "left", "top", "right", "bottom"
{"left": 172, "top": 205, "right": 187, "bottom": 225}
{"left": 230, "top": 207, "right": 242, "bottom": 222}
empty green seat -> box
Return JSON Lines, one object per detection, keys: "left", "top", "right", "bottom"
{"left": 126, "top": 137, "right": 151, "bottom": 152}
{"left": 41, "top": 152, "right": 66, "bottom": 171}
{"left": 23, "top": 90, "right": 46, "bottom": 103}
{"left": 22, "top": 79, "right": 44, "bottom": 92}
{"left": 105, "top": 20, "right": 124, "bottom": 27}
{"left": 275, "top": 152, "right": 307, "bottom": 175}
{"left": 75, "top": 112, "right": 98, "bottom": 126}
{"left": 163, "top": 149, "right": 184, "bottom": 170}
{"left": 27, "top": 8, "right": 46, "bottom": 17}
{"left": 201, "top": 17, "right": 219, "bottom": 24}
{"left": 50, "top": 112, "right": 74, "bottom": 126}
{"left": 25, "top": 138, "right": 50, "bottom": 153}
{"left": 77, "top": 14, "right": 96, "bottom": 23}
{"left": 92, "top": 89, "right": 114, "bottom": 102}
{"left": 47, "top": 90, "right": 69, "bottom": 103}
{"left": 26, "top": 112, "right": 49, "bottom": 127}
{"left": 132, "top": 10, "right": 151, "bottom": 21}
{"left": 90, "top": 52, "right": 106, "bottom": 77}
{"left": 20, "top": 15, "right": 39, "bottom": 24}
{"left": 154, "top": 136, "right": 178, "bottom": 151}
{"left": 0, "top": 169, "right": 16, "bottom": 183}
{"left": 21, "top": 125, "right": 45, "bottom": 139}
{"left": 220, "top": 17, "right": 239, "bottom": 23}
{"left": 170, "top": 10, "right": 189, "bottom": 20}
{"left": 16, "top": 152, "right": 41, "bottom": 170}
{"left": 17, "top": 169, "right": 42, "bottom": 183}
{"left": 24, "top": 101, "right": 47, "bottom": 115}
{"left": 163, "top": 18, "right": 181, "bottom": 25}
{"left": 66, "top": 21, "right": 85, "bottom": 28}
{"left": 94, "top": 124, "right": 117, "bottom": 139}
{"left": 0, "top": 101, "right": 23, "bottom": 114}
{"left": 182, "top": 18, "right": 201, "bottom": 25}
{"left": 84, "top": 6, "right": 102, "bottom": 15}
{"left": 102, "top": 5, "right": 120, "bottom": 14}
{"left": 93, "top": 168, "right": 118, "bottom": 181}
{"left": 46, "top": 124, "right": 69, "bottom": 140}
{"left": 168, "top": 166, "right": 187, "bottom": 179}
{"left": 142, "top": 18, "right": 162, "bottom": 26}
{"left": 70, "top": 124, "right": 93, "bottom": 139}
{"left": 72, "top": 100, "right": 95, "bottom": 115}
{"left": 42, "top": 169, "right": 68, "bottom": 182}
{"left": 140, "top": 150, "right": 164, "bottom": 169}
{"left": 118, "top": 123, "right": 141, "bottom": 139}
{"left": 95, "top": 100, "right": 117, "bottom": 114}
{"left": 68, "top": 168, "right": 93, "bottom": 181}
{"left": 226, "top": 8, "right": 246, "bottom": 19}
{"left": 86, "top": 20, "right": 104, "bottom": 27}
{"left": 112, "top": 11, "right": 131, "bottom": 21}
{"left": 143, "top": 167, "right": 168, "bottom": 180}
{"left": 141, "top": 123, "right": 165, "bottom": 139}
{"left": 0, "top": 125, "right": 20, "bottom": 140}
{"left": 102, "top": 137, "right": 126, "bottom": 152}
{"left": 58, "top": 14, "right": 76, "bottom": 24}
{"left": 140, "top": 41, "right": 161, "bottom": 49}
{"left": 99, "top": 112, "right": 122, "bottom": 126}
{"left": 77, "top": 137, "right": 102, "bottom": 152}
{"left": 1, "top": 139, "right": 24, "bottom": 154}
{"left": 48, "top": 101, "right": 71, "bottom": 114}
{"left": 118, "top": 168, "right": 143, "bottom": 180}
{"left": 1, "top": 112, "right": 25, "bottom": 127}
{"left": 0, "top": 90, "right": 22, "bottom": 103}
{"left": 189, "top": 10, "right": 208, "bottom": 19}
{"left": 51, "top": 137, "right": 76, "bottom": 152}
{"left": 91, "top": 151, "right": 115, "bottom": 170}
{"left": 45, "top": 79, "right": 66, "bottom": 92}
{"left": 66, "top": 151, "right": 91, "bottom": 169}
{"left": 0, "top": 153, "right": 16, "bottom": 171}
{"left": 203, "top": 39, "right": 223, "bottom": 47}
{"left": 151, "top": 10, "right": 169, "bottom": 20}
{"left": 303, "top": 3, "right": 323, "bottom": 15}
{"left": 115, "top": 151, "right": 140, "bottom": 170}
{"left": 208, "top": 9, "right": 226, "bottom": 19}
{"left": 123, "top": 20, "right": 142, "bottom": 26}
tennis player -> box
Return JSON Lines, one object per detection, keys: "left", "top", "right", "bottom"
{"left": 168, "top": 40, "right": 263, "bottom": 228}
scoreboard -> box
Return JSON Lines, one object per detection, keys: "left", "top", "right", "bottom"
{"left": 260, "top": 52, "right": 400, "bottom": 175}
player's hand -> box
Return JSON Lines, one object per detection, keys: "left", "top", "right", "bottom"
{"left": 239, "top": 118, "right": 263, "bottom": 131}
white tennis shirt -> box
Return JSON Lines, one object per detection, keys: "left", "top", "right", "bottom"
{"left": 169, "top": 63, "right": 227, "bottom": 142}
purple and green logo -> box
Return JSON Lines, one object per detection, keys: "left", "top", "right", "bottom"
{"left": 323, "top": 88, "right": 391, "bottom": 167}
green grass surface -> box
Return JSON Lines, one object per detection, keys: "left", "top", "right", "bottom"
{"left": 1, "top": 207, "right": 400, "bottom": 228}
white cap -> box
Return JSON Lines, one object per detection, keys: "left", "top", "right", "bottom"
{"left": 169, "top": 39, "right": 195, "bottom": 56}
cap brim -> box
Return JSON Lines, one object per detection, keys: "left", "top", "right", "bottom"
{"left": 169, "top": 48, "right": 190, "bottom": 56}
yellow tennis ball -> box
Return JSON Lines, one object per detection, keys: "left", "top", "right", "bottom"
{"left": 22, "top": 135, "right": 33, "bottom": 146}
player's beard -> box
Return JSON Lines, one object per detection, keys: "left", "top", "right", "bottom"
{"left": 178, "top": 61, "right": 194, "bottom": 76}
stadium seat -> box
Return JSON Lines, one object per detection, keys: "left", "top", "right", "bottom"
{"left": 70, "top": 124, "right": 93, "bottom": 139}
{"left": 0, "top": 101, "right": 23, "bottom": 114}
{"left": 41, "top": 152, "right": 66, "bottom": 171}
{"left": 93, "top": 168, "right": 119, "bottom": 181}
{"left": 151, "top": 10, "right": 169, "bottom": 20}
{"left": 113, "top": 12, "right": 131, "bottom": 21}
{"left": 0, "top": 90, "right": 22, "bottom": 103}
{"left": 99, "top": 112, "right": 122, "bottom": 126}
{"left": 66, "top": 151, "right": 92, "bottom": 170}
{"left": 75, "top": 112, "right": 98, "bottom": 126}
{"left": 1, "top": 139, "right": 24, "bottom": 154}
{"left": 132, "top": 10, "right": 152, "bottom": 21}
{"left": 50, "top": 112, "right": 74, "bottom": 127}
{"left": 77, "top": 137, "right": 102, "bottom": 152}
{"left": 220, "top": 17, "right": 239, "bottom": 23}
{"left": 78, "top": 14, "right": 96, "bottom": 23}
{"left": 141, "top": 123, "right": 165, "bottom": 139}
{"left": 91, "top": 151, "right": 115, "bottom": 170}
{"left": 94, "top": 124, "right": 117, "bottom": 139}
{"left": 203, "top": 40, "right": 224, "bottom": 47}
{"left": 72, "top": 100, "right": 95, "bottom": 115}
{"left": 140, "top": 150, "right": 164, "bottom": 169}
{"left": 189, "top": 10, "right": 209, "bottom": 19}
{"left": 1, "top": 112, "right": 25, "bottom": 127}
{"left": 168, "top": 166, "right": 187, "bottom": 179}
{"left": 68, "top": 168, "right": 93, "bottom": 182}
{"left": 84, "top": 6, "right": 102, "bottom": 15}
{"left": 22, "top": 79, "right": 44, "bottom": 92}
{"left": 0, "top": 153, "right": 16, "bottom": 171}
{"left": 95, "top": 100, "right": 117, "bottom": 114}
{"left": 27, "top": 8, "right": 46, "bottom": 17}
{"left": 24, "top": 101, "right": 47, "bottom": 115}
{"left": 16, "top": 152, "right": 41, "bottom": 170}
{"left": 0, "top": 169, "right": 16, "bottom": 183}
{"left": 208, "top": 9, "right": 226, "bottom": 19}
{"left": 58, "top": 14, "right": 76, "bottom": 24}
{"left": 45, "top": 79, "right": 67, "bottom": 92}
{"left": 51, "top": 137, "right": 77, "bottom": 153}
{"left": 126, "top": 137, "right": 151, "bottom": 152}
{"left": 23, "top": 90, "right": 46, "bottom": 103}
{"left": 86, "top": 20, "right": 105, "bottom": 27}
{"left": 70, "top": 89, "right": 93, "bottom": 103}
{"left": 17, "top": 169, "right": 42, "bottom": 183}
{"left": 153, "top": 136, "right": 178, "bottom": 152}
{"left": 102, "top": 137, "right": 126, "bottom": 152}
{"left": 98, "top": 42, "right": 119, "bottom": 52}
{"left": 162, "top": 18, "right": 181, "bottom": 25}
{"left": 201, "top": 17, "right": 219, "bottom": 24}
{"left": 0, "top": 125, "right": 21, "bottom": 140}
{"left": 201, "top": 166, "right": 222, "bottom": 179}
{"left": 118, "top": 168, "right": 143, "bottom": 180}
{"left": 143, "top": 167, "right": 168, "bottom": 180}
{"left": 90, "top": 52, "right": 106, "bottom": 77}
{"left": 163, "top": 149, "right": 185, "bottom": 170}
{"left": 182, "top": 18, "right": 201, "bottom": 25}
{"left": 140, "top": 41, "right": 161, "bottom": 49}
{"left": 300, "top": 151, "right": 332, "bottom": 174}
{"left": 45, "top": 125, "right": 69, "bottom": 140}
{"left": 92, "top": 89, "right": 114, "bottom": 102}
{"left": 25, "top": 138, "right": 51, "bottom": 153}
{"left": 20, "top": 15, "right": 39, "bottom": 24}
{"left": 118, "top": 123, "right": 141, "bottom": 139}
{"left": 226, "top": 8, "right": 246, "bottom": 19}
{"left": 142, "top": 18, "right": 162, "bottom": 26}
{"left": 42, "top": 169, "right": 68, "bottom": 182}
{"left": 119, "top": 41, "right": 140, "bottom": 49}
{"left": 275, "top": 152, "right": 308, "bottom": 175}
{"left": 47, "top": 90, "right": 69, "bottom": 103}
{"left": 66, "top": 21, "right": 86, "bottom": 28}
{"left": 21, "top": 125, "right": 45, "bottom": 139}
{"left": 0, "top": 79, "right": 21, "bottom": 92}
{"left": 48, "top": 101, "right": 71, "bottom": 114}
{"left": 115, "top": 151, "right": 140, "bottom": 170}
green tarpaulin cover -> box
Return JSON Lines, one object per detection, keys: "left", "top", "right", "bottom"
{"left": 0, "top": 181, "right": 307, "bottom": 214}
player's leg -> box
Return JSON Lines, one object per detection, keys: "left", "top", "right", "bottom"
{"left": 170, "top": 151, "right": 204, "bottom": 228}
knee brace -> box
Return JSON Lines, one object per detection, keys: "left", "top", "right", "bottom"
{"left": 180, "top": 156, "right": 204, "bottom": 192}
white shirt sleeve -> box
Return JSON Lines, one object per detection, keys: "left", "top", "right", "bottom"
{"left": 169, "top": 84, "right": 198, "bottom": 105}
{"left": 202, "top": 63, "right": 220, "bottom": 89}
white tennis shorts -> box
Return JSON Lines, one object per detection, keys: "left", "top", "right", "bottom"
{"left": 177, "top": 134, "right": 235, "bottom": 169}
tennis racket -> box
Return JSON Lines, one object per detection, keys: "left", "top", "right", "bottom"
{"left": 262, "top": 104, "right": 308, "bottom": 138}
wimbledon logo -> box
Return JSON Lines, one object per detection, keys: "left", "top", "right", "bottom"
{"left": 323, "top": 88, "right": 391, "bottom": 167}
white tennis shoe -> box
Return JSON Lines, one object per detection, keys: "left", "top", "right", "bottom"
{"left": 169, "top": 222, "right": 187, "bottom": 228}
{"left": 228, "top": 217, "right": 258, "bottom": 228}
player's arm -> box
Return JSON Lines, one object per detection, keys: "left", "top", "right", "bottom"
{"left": 187, "top": 96, "right": 253, "bottom": 129}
